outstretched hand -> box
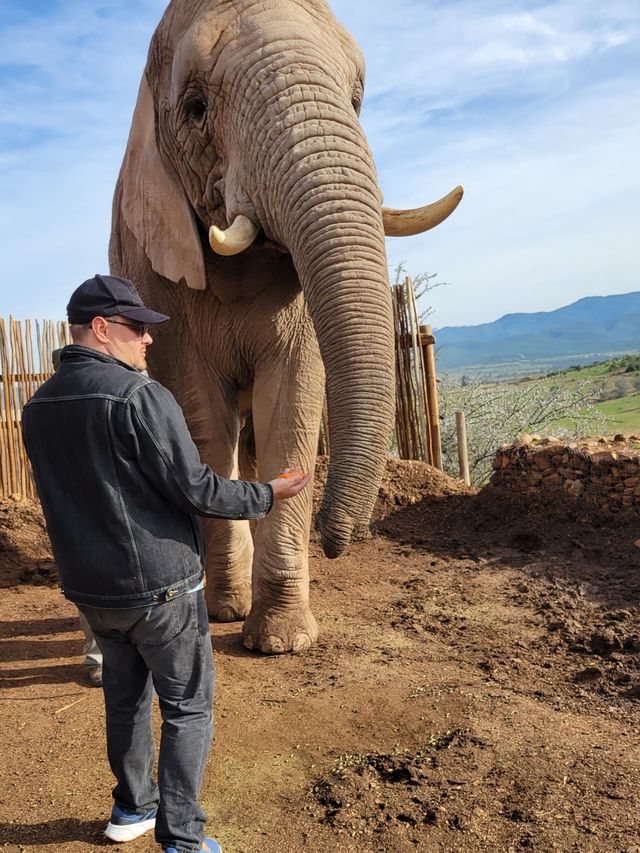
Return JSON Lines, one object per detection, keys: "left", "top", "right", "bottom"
{"left": 269, "top": 467, "right": 312, "bottom": 500}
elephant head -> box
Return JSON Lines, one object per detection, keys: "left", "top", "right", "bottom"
{"left": 112, "top": 0, "right": 462, "bottom": 558}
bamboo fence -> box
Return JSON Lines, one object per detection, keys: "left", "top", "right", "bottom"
{"left": 391, "top": 277, "right": 442, "bottom": 467}
{"left": 0, "top": 317, "right": 70, "bottom": 499}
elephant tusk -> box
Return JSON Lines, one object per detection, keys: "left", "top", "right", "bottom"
{"left": 208, "top": 215, "right": 260, "bottom": 256}
{"left": 382, "top": 185, "right": 464, "bottom": 237}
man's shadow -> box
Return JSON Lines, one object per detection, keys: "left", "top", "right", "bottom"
{"left": 0, "top": 818, "right": 108, "bottom": 846}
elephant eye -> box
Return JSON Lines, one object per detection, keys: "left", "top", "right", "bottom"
{"left": 184, "top": 94, "right": 207, "bottom": 122}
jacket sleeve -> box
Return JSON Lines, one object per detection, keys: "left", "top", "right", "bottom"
{"left": 126, "top": 380, "right": 273, "bottom": 519}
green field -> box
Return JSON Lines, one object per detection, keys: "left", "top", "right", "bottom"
{"left": 465, "top": 353, "right": 640, "bottom": 436}
{"left": 542, "top": 354, "right": 640, "bottom": 432}
{"left": 553, "top": 397, "right": 640, "bottom": 434}
{"left": 594, "top": 394, "right": 640, "bottom": 431}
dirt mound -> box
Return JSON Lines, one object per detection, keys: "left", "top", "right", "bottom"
{"left": 376, "top": 483, "right": 640, "bottom": 705}
{"left": 0, "top": 496, "right": 55, "bottom": 587}
{"left": 377, "top": 477, "right": 640, "bottom": 558}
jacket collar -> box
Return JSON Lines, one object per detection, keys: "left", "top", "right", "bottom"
{"left": 60, "top": 344, "right": 142, "bottom": 373}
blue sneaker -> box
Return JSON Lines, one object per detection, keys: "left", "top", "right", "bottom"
{"left": 165, "top": 839, "right": 222, "bottom": 853}
{"left": 104, "top": 804, "right": 157, "bottom": 842}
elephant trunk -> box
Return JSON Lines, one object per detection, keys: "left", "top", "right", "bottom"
{"left": 227, "top": 69, "right": 396, "bottom": 556}
{"left": 286, "top": 187, "right": 395, "bottom": 558}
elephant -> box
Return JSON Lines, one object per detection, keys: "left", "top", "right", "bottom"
{"left": 109, "top": 0, "right": 462, "bottom": 654}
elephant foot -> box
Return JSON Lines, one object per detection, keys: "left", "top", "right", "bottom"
{"left": 242, "top": 605, "right": 318, "bottom": 655}
{"left": 206, "top": 584, "right": 252, "bottom": 623}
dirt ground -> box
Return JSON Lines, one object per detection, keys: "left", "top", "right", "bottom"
{"left": 0, "top": 459, "right": 638, "bottom": 853}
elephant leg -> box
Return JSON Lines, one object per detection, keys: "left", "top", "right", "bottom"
{"left": 166, "top": 365, "right": 254, "bottom": 623}
{"left": 198, "top": 384, "right": 255, "bottom": 623}
{"left": 242, "top": 345, "right": 325, "bottom": 654}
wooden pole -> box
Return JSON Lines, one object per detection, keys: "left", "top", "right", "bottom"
{"left": 397, "top": 286, "right": 413, "bottom": 456}
{"left": 10, "top": 319, "right": 29, "bottom": 496}
{"left": 392, "top": 287, "right": 409, "bottom": 457}
{"left": 394, "top": 284, "right": 416, "bottom": 458}
{"left": 0, "top": 323, "right": 7, "bottom": 489}
{"left": 415, "top": 320, "right": 434, "bottom": 466}
{"left": 455, "top": 410, "right": 470, "bottom": 486}
{"left": 405, "top": 277, "right": 429, "bottom": 462}
{"left": 421, "top": 324, "right": 443, "bottom": 470}
{"left": 2, "top": 318, "right": 19, "bottom": 494}
{"left": 22, "top": 321, "right": 38, "bottom": 500}
{"left": 0, "top": 419, "right": 8, "bottom": 497}
{"left": 0, "top": 319, "right": 9, "bottom": 497}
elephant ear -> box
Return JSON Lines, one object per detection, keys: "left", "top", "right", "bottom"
{"left": 119, "top": 75, "right": 206, "bottom": 290}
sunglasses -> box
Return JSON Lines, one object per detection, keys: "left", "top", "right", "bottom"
{"left": 106, "top": 319, "right": 150, "bottom": 337}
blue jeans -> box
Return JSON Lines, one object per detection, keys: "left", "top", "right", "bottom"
{"left": 79, "top": 590, "right": 214, "bottom": 852}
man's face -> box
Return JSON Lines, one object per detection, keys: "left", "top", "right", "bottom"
{"left": 102, "top": 315, "right": 153, "bottom": 370}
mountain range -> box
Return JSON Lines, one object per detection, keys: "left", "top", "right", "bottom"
{"left": 434, "top": 292, "right": 640, "bottom": 373}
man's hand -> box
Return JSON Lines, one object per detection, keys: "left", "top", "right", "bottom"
{"left": 269, "top": 467, "right": 312, "bottom": 500}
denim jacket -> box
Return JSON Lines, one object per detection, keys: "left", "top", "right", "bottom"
{"left": 22, "top": 345, "right": 273, "bottom": 609}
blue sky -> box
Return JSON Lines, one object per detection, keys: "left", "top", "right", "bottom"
{"left": 1, "top": 0, "right": 638, "bottom": 328}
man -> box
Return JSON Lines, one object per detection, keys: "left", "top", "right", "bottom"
{"left": 22, "top": 274, "right": 310, "bottom": 853}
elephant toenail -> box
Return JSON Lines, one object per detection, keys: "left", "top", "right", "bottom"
{"left": 261, "top": 635, "right": 285, "bottom": 654}
{"left": 292, "top": 634, "right": 311, "bottom": 654}
{"left": 216, "top": 606, "right": 237, "bottom": 622}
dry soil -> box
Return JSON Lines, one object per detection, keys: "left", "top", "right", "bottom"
{"left": 0, "top": 459, "right": 638, "bottom": 853}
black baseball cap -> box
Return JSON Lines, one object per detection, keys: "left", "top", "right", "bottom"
{"left": 66, "top": 274, "right": 170, "bottom": 325}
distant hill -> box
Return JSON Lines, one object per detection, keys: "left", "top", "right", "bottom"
{"left": 434, "top": 292, "right": 640, "bottom": 372}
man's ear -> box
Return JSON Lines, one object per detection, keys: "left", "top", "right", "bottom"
{"left": 90, "top": 316, "right": 110, "bottom": 344}
{"left": 118, "top": 76, "right": 207, "bottom": 291}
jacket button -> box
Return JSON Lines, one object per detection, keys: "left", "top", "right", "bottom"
{"left": 166, "top": 589, "right": 176, "bottom": 599}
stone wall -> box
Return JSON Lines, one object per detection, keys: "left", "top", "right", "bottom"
{"left": 490, "top": 434, "right": 640, "bottom": 513}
